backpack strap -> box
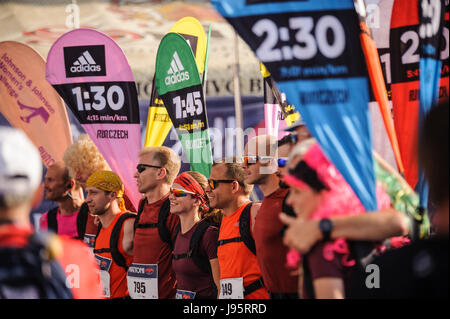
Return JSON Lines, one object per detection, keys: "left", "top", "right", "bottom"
{"left": 239, "top": 202, "right": 256, "bottom": 255}
{"left": 94, "top": 213, "right": 136, "bottom": 271}
{"left": 133, "top": 199, "right": 147, "bottom": 232}
{"left": 280, "top": 191, "right": 296, "bottom": 237}
{"left": 157, "top": 198, "right": 174, "bottom": 249}
{"left": 217, "top": 203, "right": 256, "bottom": 255}
{"left": 75, "top": 202, "right": 90, "bottom": 240}
{"left": 47, "top": 207, "right": 59, "bottom": 233}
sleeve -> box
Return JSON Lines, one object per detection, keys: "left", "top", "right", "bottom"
{"left": 200, "top": 226, "right": 219, "bottom": 260}
{"left": 39, "top": 212, "right": 49, "bottom": 232}
{"left": 307, "top": 242, "right": 344, "bottom": 280}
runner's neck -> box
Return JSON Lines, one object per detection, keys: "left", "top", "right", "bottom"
{"left": 222, "top": 196, "right": 250, "bottom": 217}
{"left": 145, "top": 184, "right": 171, "bottom": 205}
{"left": 257, "top": 173, "right": 280, "bottom": 197}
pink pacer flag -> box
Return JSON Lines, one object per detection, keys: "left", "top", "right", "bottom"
{"left": 46, "top": 28, "right": 141, "bottom": 210}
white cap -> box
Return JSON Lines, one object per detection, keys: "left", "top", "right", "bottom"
{"left": 0, "top": 127, "right": 42, "bottom": 196}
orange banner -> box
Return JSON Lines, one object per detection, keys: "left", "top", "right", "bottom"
{"left": 0, "top": 41, "right": 72, "bottom": 167}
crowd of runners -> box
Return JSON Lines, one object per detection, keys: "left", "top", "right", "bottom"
{"left": 0, "top": 99, "right": 447, "bottom": 299}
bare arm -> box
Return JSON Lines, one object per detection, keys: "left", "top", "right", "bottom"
{"left": 313, "top": 278, "right": 345, "bottom": 299}
{"left": 280, "top": 208, "right": 409, "bottom": 254}
{"left": 122, "top": 218, "right": 135, "bottom": 256}
{"left": 209, "top": 258, "right": 221, "bottom": 298}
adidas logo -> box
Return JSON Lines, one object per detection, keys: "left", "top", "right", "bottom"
{"left": 70, "top": 51, "right": 102, "bottom": 73}
{"left": 165, "top": 51, "right": 189, "bottom": 85}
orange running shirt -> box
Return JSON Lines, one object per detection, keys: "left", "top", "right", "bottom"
{"left": 94, "top": 212, "right": 133, "bottom": 299}
{"left": 217, "top": 202, "right": 268, "bottom": 299}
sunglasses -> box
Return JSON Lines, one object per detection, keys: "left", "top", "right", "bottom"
{"left": 170, "top": 188, "right": 200, "bottom": 198}
{"left": 136, "top": 163, "right": 163, "bottom": 174}
{"left": 208, "top": 179, "right": 238, "bottom": 190}
{"left": 243, "top": 155, "right": 273, "bottom": 166}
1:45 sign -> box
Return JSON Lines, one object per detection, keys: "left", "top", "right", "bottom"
{"left": 172, "top": 90, "right": 204, "bottom": 119}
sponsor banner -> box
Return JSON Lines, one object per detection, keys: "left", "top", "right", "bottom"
{"left": 212, "top": 0, "right": 378, "bottom": 210}
{"left": 390, "top": 0, "right": 449, "bottom": 190}
{"left": 144, "top": 17, "right": 208, "bottom": 147}
{"left": 416, "top": 0, "right": 448, "bottom": 206}
{"left": 0, "top": 41, "right": 72, "bottom": 167}
{"left": 46, "top": 28, "right": 141, "bottom": 210}
{"left": 155, "top": 32, "right": 213, "bottom": 177}
{"left": 354, "top": 0, "right": 404, "bottom": 174}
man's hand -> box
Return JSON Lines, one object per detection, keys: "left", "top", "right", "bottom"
{"left": 279, "top": 213, "right": 322, "bottom": 254}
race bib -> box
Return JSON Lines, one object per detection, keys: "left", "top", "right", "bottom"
{"left": 176, "top": 289, "right": 196, "bottom": 299}
{"left": 127, "top": 263, "right": 158, "bottom": 299}
{"left": 95, "top": 254, "right": 112, "bottom": 298}
{"left": 219, "top": 277, "right": 244, "bottom": 299}
{"left": 84, "top": 234, "right": 96, "bottom": 251}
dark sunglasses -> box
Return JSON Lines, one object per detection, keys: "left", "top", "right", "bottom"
{"left": 136, "top": 163, "right": 163, "bottom": 173}
{"left": 208, "top": 179, "right": 238, "bottom": 190}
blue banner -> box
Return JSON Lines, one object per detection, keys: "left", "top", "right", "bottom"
{"left": 212, "top": 0, "right": 377, "bottom": 210}
{"left": 417, "top": 0, "right": 447, "bottom": 208}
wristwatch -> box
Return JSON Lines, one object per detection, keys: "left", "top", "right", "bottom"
{"left": 319, "top": 218, "right": 334, "bottom": 242}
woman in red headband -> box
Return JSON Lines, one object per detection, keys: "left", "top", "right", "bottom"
{"left": 169, "top": 171, "right": 222, "bottom": 299}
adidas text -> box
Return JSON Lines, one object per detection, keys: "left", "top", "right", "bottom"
{"left": 165, "top": 71, "right": 190, "bottom": 85}
{"left": 70, "top": 64, "right": 101, "bottom": 73}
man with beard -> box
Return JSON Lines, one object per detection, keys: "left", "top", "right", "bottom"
{"left": 39, "top": 162, "right": 85, "bottom": 238}
{"left": 87, "top": 171, "right": 135, "bottom": 299}
{"left": 243, "top": 135, "right": 298, "bottom": 299}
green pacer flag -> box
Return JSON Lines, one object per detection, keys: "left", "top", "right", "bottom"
{"left": 155, "top": 33, "right": 213, "bottom": 177}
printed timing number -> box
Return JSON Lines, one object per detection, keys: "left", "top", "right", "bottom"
{"left": 71, "top": 85, "right": 125, "bottom": 111}
{"left": 398, "top": 26, "right": 449, "bottom": 65}
{"left": 252, "top": 15, "right": 346, "bottom": 62}
{"left": 173, "top": 91, "right": 203, "bottom": 119}
{"left": 133, "top": 281, "right": 146, "bottom": 294}
{"left": 222, "top": 282, "right": 233, "bottom": 296}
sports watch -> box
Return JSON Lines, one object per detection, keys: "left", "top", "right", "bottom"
{"left": 319, "top": 218, "right": 334, "bottom": 242}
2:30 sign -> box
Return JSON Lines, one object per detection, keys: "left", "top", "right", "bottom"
{"left": 252, "top": 15, "right": 346, "bottom": 62}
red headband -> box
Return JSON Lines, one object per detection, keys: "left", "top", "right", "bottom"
{"left": 173, "top": 172, "right": 208, "bottom": 212}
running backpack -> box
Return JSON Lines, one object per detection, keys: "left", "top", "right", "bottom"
{"left": 0, "top": 232, "right": 73, "bottom": 299}
{"left": 172, "top": 219, "right": 220, "bottom": 274}
{"left": 133, "top": 198, "right": 174, "bottom": 249}
{"left": 94, "top": 212, "right": 136, "bottom": 271}
{"left": 47, "top": 202, "right": 89, "bottom": 240}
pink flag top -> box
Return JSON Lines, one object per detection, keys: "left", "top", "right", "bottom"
{"left": 46, "top": 28, "right": 141, "bottom": 210}
{"left": 0, "top": 41, "right": 72, "bottom": 167}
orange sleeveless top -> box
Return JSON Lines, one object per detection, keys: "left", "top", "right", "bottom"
{"left": 217, "top": 202, "right": 268, "bottom": 299}
{"left": 94, "top": 211, "right": 133, "bottom": 299}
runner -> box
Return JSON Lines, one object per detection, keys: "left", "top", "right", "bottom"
{"left": 282, "top": 141, "right": 391, "bottom": 298}
{"left": 87, "top": 171, "right": 135, "bottom": 299}
{"left": 39, "top": 161, "right": 85, "bottom": 238}
{"left": 130, "top": 146, "right": 181, "bottom": 299}
{"left": 63, "top": 134, "right": 111, "bottom": 249}
{"left": 206, "top": 158, "right": 268, "bottom": 299}
{"left": 170, "top": 171, "right": 221, "bottom": 299}
{"left": 0, "top": 127, "right": 103, "bottom": 299}
{"left": 243, "top": 135, "right": 298, "bottom": 299}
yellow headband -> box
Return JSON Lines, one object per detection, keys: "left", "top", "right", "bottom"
{"left": 86, "top": 171, "right": 126, "bottom": 211}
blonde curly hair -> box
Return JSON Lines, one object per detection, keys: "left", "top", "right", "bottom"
{"left": 63, "top": 134, "right": 110, "bottom": 179}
